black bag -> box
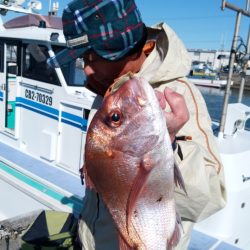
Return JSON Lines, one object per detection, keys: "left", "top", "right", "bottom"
{"left": 21, "top": 210, "right": 78, "bottom": 250}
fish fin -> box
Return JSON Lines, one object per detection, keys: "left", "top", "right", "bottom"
{"left": 84, "top": 165, "right": 97, "bottom": 190}
{"left": 168, "top": 220, "right": 181, "bottom": 250}
{"left": 174, "top": 162, "right": 187, "bottom": 195}
{"left": 79, "top": 165, "right": 85, "bottom": 185}
{"left": 176, "top": 211, "right": 184, "bottom": 233}
{"left": 126, "top": 159, "right": 151, "bottom": 238}
{"left": 118, "top": 233, "right": 135, "bottom": 250}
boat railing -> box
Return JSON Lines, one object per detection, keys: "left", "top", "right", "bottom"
{"left": 219, "top": 0, "right": 250, "bottom": 138}
{"left": 223, "top": 103, "right": 250, "bottom": 136}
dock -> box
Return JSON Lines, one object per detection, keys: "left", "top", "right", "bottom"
{"left": 220, "top": 73, "right": 250, "bottom": 91}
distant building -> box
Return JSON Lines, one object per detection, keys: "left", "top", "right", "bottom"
{"left": 188, "top": 49, "right": 230, "bottom": 70}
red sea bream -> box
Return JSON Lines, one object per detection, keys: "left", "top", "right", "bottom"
{"left": 84, "top": 74, "right": 185, "bottom": 250}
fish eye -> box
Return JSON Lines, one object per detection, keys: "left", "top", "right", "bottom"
{"left": 111, "top": 113, "right": 120, "bottom": 122}
{"left": 108, "top": 110, "right": 122, "bottom": 127}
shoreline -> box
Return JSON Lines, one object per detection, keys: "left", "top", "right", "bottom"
{"left": 220, "top": 73, "right": 250, "bottom": 91}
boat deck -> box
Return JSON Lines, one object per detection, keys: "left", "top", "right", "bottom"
{"left": 0, "top": 178, "right": 48, "bottom": 221}
{"left": 0, "top": 141, "right": 243, "bottom": 249}
{"left": 0, "top": 141, "right": 84, "bottom": 219}
{"left": 189, "top": 230, "right": 242, "bottom": 250}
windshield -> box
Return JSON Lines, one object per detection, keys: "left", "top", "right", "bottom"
{"left": 23, "top": 43, "right": 60, "bottom": 85}
{"left": 52, "top": 45, "right": 87, "bottom": 87}
{"left": 60, "top": 59, "right": 87, "bottom": 87}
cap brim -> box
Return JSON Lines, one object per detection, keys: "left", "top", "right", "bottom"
{"left": 47, "top": 46, "right": 89, "bottom": 68}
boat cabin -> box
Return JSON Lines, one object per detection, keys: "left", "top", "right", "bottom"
{"left": 0, "top": 14, "right": 96, "bottom": 174}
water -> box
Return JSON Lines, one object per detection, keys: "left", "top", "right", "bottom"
{"left": 197, "top": 86, "right": 250, "bottom": 129}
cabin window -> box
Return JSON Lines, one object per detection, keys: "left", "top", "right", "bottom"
{"left": 52, "top": 45, "right": 87, "bottom": 87}
{"left": 6, "top": 45, "right": 18, "bottom": 75}
{"left": 22, "top": 44, "right": 60, "bottom": 85}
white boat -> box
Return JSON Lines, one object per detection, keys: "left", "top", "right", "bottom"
{"left": 187, "top": 76, "right": 228, "bottom": 88}
{"left": 0, "top": 1, "right": 95, "bottom": 221}
{"left": 189, "top": 103, "right": 250, "bottom": 250}
{"left": 0, "top": 1, "right": 249, "bottom": 250}
{"left": 187, "top": 63, "right": 230, "bottom": 88}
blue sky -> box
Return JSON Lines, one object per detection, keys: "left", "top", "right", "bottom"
{"left": 2, "top": 0, "right": 249, "bottom": 51}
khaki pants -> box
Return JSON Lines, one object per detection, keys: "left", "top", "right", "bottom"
{"left": 77, "top": 188, "right": 193, "bottom": 250}
{"left": 175, "top": 221, "right": 194, "bottom": 250}
{"left": 78, "top": 188, "right": 119, "bottom": 250}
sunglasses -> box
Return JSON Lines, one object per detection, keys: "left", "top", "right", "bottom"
{"left": 80, "top": 50, "right": 100, "bottom": 63}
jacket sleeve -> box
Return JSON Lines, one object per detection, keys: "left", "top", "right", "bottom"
{"left": 154, "top": 78, "right": 226, "bottom": 222}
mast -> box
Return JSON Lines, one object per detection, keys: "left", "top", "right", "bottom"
{"left": 48, "top": 1, "right": 59, "bottom": 16}
{"left": 219, "top": 0, "right": 250, "bottom": 138}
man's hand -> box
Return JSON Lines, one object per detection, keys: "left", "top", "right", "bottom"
{"left": 155, "top": 87, "right": 189, "bottom": 142}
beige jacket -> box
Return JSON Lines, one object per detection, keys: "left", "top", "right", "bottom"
{"left": 136, "top": 23, "right": 226, "bottom": 222}
{"left": 78, "top": 23, "right": 226, "bottom": 249}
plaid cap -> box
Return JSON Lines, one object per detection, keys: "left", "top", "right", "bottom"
{"left": 48, "top": 0, "right": 145, "bottom": 68}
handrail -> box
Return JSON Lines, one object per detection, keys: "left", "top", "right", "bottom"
{"left": 20, "top": 82, "right": 54, "bottom": 94}
{"left": 221, "top": 0, "right": 250, "bottom": 16}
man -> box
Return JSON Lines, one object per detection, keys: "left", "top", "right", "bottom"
{"left": 48, "top": 0, "right": 226, "bottom": 249}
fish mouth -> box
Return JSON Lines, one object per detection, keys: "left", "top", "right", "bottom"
{"left": 104, "top": 72, "right": 135, "bottom": 97}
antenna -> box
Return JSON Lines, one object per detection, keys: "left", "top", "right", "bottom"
{"left": 220, "top": 33, "right": 225, "bottom": 51}
{"left": 219, "top": 0, "right": 250, "bottom": 138}
{"left": 48, "top": 1, "right": 59, "bottom": 16}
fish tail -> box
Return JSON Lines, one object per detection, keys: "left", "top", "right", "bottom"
{"left": 84, "top": 165, "right": 97, "bottom": 190}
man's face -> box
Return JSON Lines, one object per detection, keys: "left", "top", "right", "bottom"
{"left": 82, "top": 50, "right": 128, "bottom": 95}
